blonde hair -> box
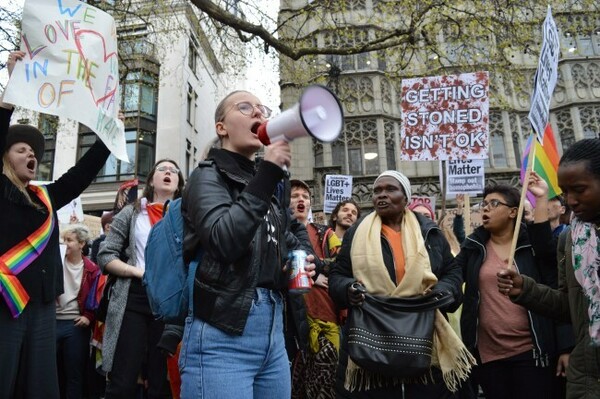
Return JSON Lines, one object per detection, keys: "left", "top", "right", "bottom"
{"left": 61, "top": 224, "right": 91, "bottom": 243}
{"left": 214, "top": 90, "right": 250, "bottom": 123}
{"left": 212, "top": 90, "right": 252, "bottom": 148}
{"left": 2, "top": 152, "right": 39, "bottom": 208}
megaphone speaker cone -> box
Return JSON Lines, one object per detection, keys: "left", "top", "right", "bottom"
{"left": 299, "top": 85, "right": 344, "bottom": 143}
{"left": 256, "top": 84, "right": 344, "bottom": 145}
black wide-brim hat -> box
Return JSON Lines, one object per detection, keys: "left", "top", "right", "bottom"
{"left": 5, "top": 124, "right": 45, "bottom": 164}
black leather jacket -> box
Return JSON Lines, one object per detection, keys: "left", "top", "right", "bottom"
{"left": 182, "top": 148, "right": 307, "bottom": 335}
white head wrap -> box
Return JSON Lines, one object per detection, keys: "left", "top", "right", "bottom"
{"left": 374, "top": 170, "right": 412, "bottom": 204}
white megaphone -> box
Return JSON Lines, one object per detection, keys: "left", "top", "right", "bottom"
{"left": 257, "top": 85, "right": 344, "bottom": 145}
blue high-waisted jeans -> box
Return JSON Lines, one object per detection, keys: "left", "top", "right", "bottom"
{"left": 179, "top": 288, "right": 290, "bottom": 399}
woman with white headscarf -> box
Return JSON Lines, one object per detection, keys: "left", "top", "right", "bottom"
{"left": 329, "top": 170, "right": 474, "bottom": 398}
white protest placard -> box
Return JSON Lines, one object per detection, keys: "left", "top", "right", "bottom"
{"left": 528, "top": 6, "right": 560, "bottom": 143}
{"left": 4, "top": 0, "right": 127, "bottom": 161}
{"left": 401, "top": 71, "right": 489, "bottom": 161}
{"left": 32, "top": 179, "right": 85, "bottom": 224}
{"left": 57, "top": 197, "right": 85, "bottom": 224}
{"left": 323, "top": 175, "right": 353, "bottom": 214}
{"left": 446, "top": 159, "right": 485, "bottom": 195}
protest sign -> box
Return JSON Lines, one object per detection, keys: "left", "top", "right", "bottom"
{"left": 528, "top": 6, "right": 560, "bottom": 143}
{"left": 4, "top": 0, "right": 127, "bottom": 161}
{"left": 401, "top": 71, "right": 489, "bottom": 161}
{"left": 32, "top": 179, "right": 84, "bottom": 223}
{"left": 446, "top": 159, "right": 485, "bottom": 195}
{"left": 57, "top": 197, "right": 85, "bottom": 224}
{"left": 323, "top": 175, "right": 353, "bottom": 214}
{"left": 409, "top": 196, "right": 437, "bottom": 216}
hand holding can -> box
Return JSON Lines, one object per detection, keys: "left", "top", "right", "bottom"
{"left": 288, "top": 250, "right": 313, "bottom": 293}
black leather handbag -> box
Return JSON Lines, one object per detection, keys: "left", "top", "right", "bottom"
{"left": 347, "top": 291, "right": 454, "bottom": 377}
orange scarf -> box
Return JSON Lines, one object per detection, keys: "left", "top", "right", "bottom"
{"left": 146, "top": 203, "right": 164, "bottom": 226}
{"left": 381, "top": 225, "right": 406, "bottom": 284}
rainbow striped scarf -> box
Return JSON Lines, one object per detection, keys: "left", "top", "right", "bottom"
{"left": 0, "top": 185, "right": 54, "bottom": 318}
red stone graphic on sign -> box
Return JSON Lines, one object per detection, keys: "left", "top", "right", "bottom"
{"left": 400, "top": 71, "right": 489, "bottom": 161}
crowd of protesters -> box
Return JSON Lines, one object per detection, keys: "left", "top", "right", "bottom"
{"left": 2, "top": 46, "right": 600, "bottom": 399}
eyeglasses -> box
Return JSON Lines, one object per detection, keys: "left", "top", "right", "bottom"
{"left": 156, "top": 165, "right": 180, "bottom": 174}
{"left": 479, "top": 199, "right": 514, "bottom": 209}
{"left": 226, "top": 102, "right": 272, "bottom": 119}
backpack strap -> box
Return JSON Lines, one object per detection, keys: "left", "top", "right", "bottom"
{"left": 162, "top": 199, "right": 171, "bottom": 217}
{"left": 197, "top": 159, "right": 215, "bottom": 168}
{"left": 187, "top": 257, "right": 200, "bottom": 314}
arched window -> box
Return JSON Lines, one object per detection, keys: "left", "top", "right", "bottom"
{"left": 330, "top": 119, "right": 380, "bottom": 175}
{"left": 555, "top": 108, "right": 576, "bottom": 151}
{"left": 314, "top": 141, "right": 323, "bottom": 168}
{"left": 488, "top": 112, "right": 507, "bottom": 168}
{"left": 579, "top": 105, "right": 600, "bottom": 139}
{"left": 384, "top": 119, "right": 397, "bottom": 171}
{"left": 510, "top": 114, "right": 522, "bottom": 169}
{"left": 37, "top": 113, "right": 57, "bottom": 181}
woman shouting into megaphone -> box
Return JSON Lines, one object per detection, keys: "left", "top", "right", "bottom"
{"left": 179, "top": 90, "right": 316, "bottom": 398}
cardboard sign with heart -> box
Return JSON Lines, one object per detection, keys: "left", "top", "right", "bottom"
{"left": 4, "top": 0, "right": 128, "bottom": 162}
{"left": 74, "top": 28, "right": 118, "bottom": 112}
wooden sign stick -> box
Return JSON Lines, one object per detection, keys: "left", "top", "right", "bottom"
{"left": 506, "top": 132, "right": 537, "bottom": 270}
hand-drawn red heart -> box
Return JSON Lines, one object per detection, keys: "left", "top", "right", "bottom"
{"left": 73, "top": 29, "right": 118, "bottom": 107}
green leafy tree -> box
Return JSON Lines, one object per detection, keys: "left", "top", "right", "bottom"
{"left": 3, "top": 1, "right": 599, "bottom": 91}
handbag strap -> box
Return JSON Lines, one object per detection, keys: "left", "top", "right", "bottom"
{"left": 363, "top": 291, "right": 454, "bottom": 313}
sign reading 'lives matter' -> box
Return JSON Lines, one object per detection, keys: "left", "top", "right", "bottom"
{"left": 446, "top": 159, "right": 485, "bottom": 195}
{"left": 323, "top": 175, "right": 353, "bottom": 214}
{"left": 4, "top": 0, "right": 127, "bottom": 161}
{"left": 401, "top": 71, "right": 489, "bottom": 161}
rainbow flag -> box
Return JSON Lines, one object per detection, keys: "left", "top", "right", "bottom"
{"left": 520, "top": 124, "right": 562, "bottom": 206}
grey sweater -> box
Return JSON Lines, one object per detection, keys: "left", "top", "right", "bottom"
{"left": 96, "top": 205, "right": 139, "bottom": 372}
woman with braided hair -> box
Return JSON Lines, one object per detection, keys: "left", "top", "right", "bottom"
{"left": 498, "top": 138, "right": 600, "bottom": 399}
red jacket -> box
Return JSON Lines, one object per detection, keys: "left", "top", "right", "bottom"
{"left": 76, "top": 257, "right": 101, "bottom": 324}
{"left": 305, "top": 223, "right": 342, "bottom": 323}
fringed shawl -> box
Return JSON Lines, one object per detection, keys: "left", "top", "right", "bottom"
{"left": 346, "top": 211, "right": 475, "bottom": 392}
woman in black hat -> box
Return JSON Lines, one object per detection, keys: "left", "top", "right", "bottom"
{"left": 0, "top": 51, "right": 111, "bottom": 399}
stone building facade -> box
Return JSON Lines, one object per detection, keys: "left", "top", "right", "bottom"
{"left": 279, "top": 1, "right": 600, "bottom": 219}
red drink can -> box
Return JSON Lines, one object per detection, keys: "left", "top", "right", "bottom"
{"left": 288, "top": 250, "right": 312, "bottom": 293}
